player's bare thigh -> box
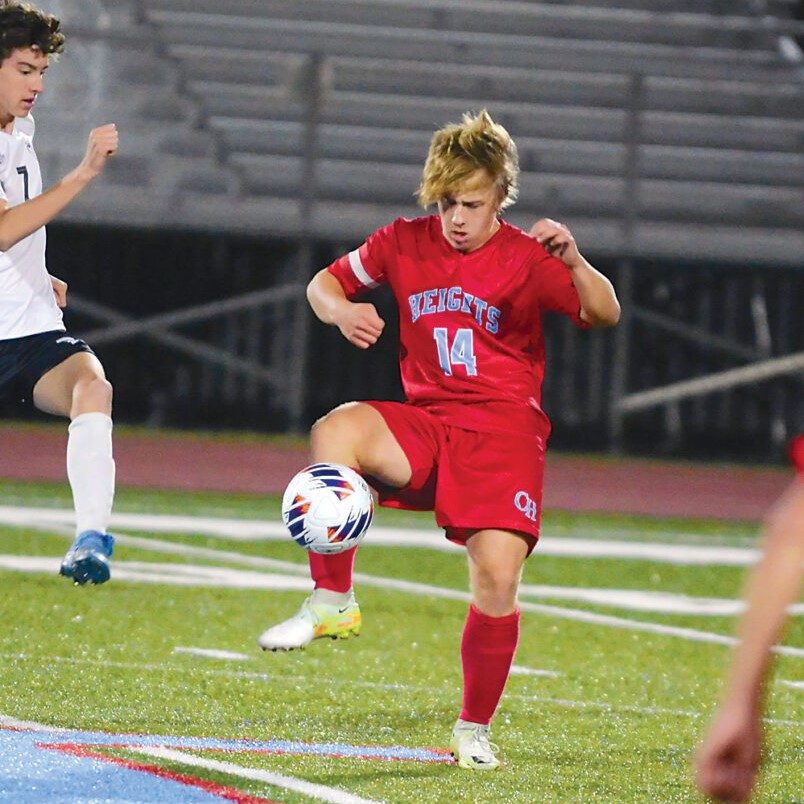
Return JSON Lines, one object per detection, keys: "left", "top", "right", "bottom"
{"left": 33, "top": 351, "right": 112, "bottom": 419}
{"left": 311, "top": 401, "right": 412, "bottom": 488}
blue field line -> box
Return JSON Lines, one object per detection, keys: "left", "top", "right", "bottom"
{"left": 3, "top": 724, "right": 453, "bottom": 763}
{"left": 0, "top": 728, "right": 230, "bottom": 803}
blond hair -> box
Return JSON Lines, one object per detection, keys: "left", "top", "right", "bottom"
{"left": 416, "top": 109, "right": 519, "bottom": 210}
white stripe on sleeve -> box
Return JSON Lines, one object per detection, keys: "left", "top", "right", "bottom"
{"left": 348, "top": 249, "right": 379, "bottom": 289}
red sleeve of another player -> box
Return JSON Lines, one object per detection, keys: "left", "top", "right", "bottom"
{"left": 532, "top": 248, "right": 590, "bottom": 328}
{"left": 790, "top": 435, "right": 804, "bottom": 475}
{"left": 326, "top": 223, "right": 395, "bottom": 299}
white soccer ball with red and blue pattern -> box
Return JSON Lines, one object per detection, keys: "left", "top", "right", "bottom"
{"left": 282, "top": 463, "right": 374, "bottom": 554}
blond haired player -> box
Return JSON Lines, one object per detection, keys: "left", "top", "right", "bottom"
{"left": 259, "top": 110, "right": 620, "bottom": 768}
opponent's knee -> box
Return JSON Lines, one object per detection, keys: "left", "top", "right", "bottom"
{"left": 74, "top": 375, "right": 113, "bottom": 413}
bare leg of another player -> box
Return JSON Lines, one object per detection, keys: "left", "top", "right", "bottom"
{"left": 33, "top": 351, "right": 116, "bottom": 585}
{"left": 258, "top": 401, "right": 410, "bottom": 650}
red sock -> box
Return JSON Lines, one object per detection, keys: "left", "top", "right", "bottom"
{"left": 308, "top": 547, "right": 357, "bottom": 593}
{"left": 307, "top": 466, "right": 365, "bottom": 593}
{"left": 460, "top": 604, "right": 520, "bottom": 725}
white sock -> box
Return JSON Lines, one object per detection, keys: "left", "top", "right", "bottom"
{"left": 67, "top": 412, "right": 115, "bottom": 537}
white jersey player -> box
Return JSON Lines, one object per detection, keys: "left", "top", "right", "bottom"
{"left": 0, "top": 3, "right": 119, "bottom": 585}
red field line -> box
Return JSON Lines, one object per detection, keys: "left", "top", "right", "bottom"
{"left": 39, "top": 743, "right": 278, "bottom": 803}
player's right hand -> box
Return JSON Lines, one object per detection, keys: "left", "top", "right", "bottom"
{"left": 336, "top": 302, "right": 385, "bottom": 349}
{"left": 694, "top": 705, "right": 761, "bottom": 804}
{"left": 79, "top": 123, "right": 119, "bottom": 178}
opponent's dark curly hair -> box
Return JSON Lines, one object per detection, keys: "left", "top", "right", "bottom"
{"left": 0, "top": 2, "right": 64, "bottom": 62}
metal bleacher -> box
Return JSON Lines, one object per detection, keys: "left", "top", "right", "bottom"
{"left": 60, "top": 0, "right": 803, "bottom": 266}
{"left": 32, "top": 0, "right": 801, "bottom": 450}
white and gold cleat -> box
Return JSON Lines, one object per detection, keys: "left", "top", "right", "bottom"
{"left": 258, "top": 591, "right": 361, "bottom": 651}
{"left": 450, "top": 719, "right": 501, "bottom": 770}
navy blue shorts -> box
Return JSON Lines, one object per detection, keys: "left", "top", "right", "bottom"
{"left": 0, "top": 329, "right": 95, "bottom": 405}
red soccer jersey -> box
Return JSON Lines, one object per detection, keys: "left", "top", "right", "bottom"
{"left": 326, "top": 215, "right": 589, "bottom": 436}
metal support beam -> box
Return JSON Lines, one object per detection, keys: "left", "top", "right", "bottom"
{"left": 608, "top": 72, "right": 643, "bottom": 451}
{"left": 69, "top": 294, "right": 284, "bottom": 387}
{"left": 616, "top": 351, "right": 804, "bottom": 414}
{"left": 631, "top": 306, "right": 772, "bottom": 363}
{"left": 82, "top": 284, "right": 303, "bottom": 346}
{"left": 285, "top": 52, "right": 326, "bottom": 434}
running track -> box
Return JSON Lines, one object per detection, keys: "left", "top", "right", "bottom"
{"left": 0, "top": 421, "right": 791, "bottom": 521}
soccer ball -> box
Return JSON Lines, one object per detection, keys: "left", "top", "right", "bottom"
{"left": 282, "top": 463, "right": 374, "bottom": 554}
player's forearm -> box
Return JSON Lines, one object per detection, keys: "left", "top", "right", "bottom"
{"left": 566, "top": 257, "right": 620, "bottom": 327}
{"left": 0, "top": 167, "right": 94, "bottom": 251}
{"left": 723, "top": 480, "right": 804, "bottom": 705}
{"left": 307, "top": 269, "right": 351, "bottom": 325}
{"left": 726, "top": 569, "right": 796, "bottom": 708}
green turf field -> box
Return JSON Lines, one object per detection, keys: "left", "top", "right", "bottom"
{"left": 0, "top": 481, "right": 801, "bottom": 803}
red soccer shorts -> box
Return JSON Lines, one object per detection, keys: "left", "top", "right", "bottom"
{"left": 364, "top": 400, "right": 546, "bottom": 553}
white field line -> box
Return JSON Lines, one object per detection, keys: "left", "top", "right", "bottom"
{"left": 519, "top": 583, "right": 804, "bottom": 616}
{"left": 4, "top": 555, "right": 803, "bottom": 660}
{"left": 0, "top": 715, "right": 70, "bottom": 732}
{"left": 1, "top": 505, "right": 799, "bottom": 655}
{"left": 135, "top": 746, "right": 383, "bottom": 804}
{"left": 7, "top": 553, "right": 799, "bottom": 618}
{"left": 779, "top": 680, "right": 804, "bottom": 690}
{"left": 510, "top": 666, "right": 561, "bottom": 678}
{"left": 2, "top": 668, "right": 800, "bottom": 731}
{"left": 7, "top": 553, "right": 803, "bottom": 619}
{"left": 349, "top": 571, "right": 804, "bottom": 658}
{"left": 175, "top": 644, "right": 608, "bottom": 692}
{"left": 181, "top": 646, "right": 562, "bottom": 679}
{"left": 0, "top": 505, "right": 760, "bottom": 565}
{"left": 173, "top": 647, "right": 253, "bottom": 661}
{"left": 0, "top": 555, "right": 313, "bottom": 590}
{"left": 535, "top": 538, "right": 758, "bottom": 566}
{"left": 1, "top": 548, "right": 802, "bottom": 657}
{"left": 0, "top": 652, "right": 414, "bottom": 691}
{"left": 2, "top": 650, "right": 560, "bottom": 701}
{"left": 501, "top": 694, "right": 803, "bottom": 726}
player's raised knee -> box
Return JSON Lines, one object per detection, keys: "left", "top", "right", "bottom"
{"left": 74, "top": 374, "right": 113, "bottom": 412}
{"left": 311, "top": 402, "right": 370, "bottom": 449}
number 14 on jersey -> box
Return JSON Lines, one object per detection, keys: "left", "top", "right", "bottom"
{"left": 433, "top": 328, "right": 478, "bottom": 376}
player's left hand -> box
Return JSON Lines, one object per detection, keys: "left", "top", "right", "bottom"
{"left": 79, "top": 124, "right": 119, "bottom": 179}
{"left": 530, "top": 218, "right": 582, "bottom": 268}
{"left": 50, "top": 274, "right": 68, "bottom": 308}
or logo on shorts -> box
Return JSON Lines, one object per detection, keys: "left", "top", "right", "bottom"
{"left": 514, "top": 490, "right": 539, "bottom": 522}
{"left": 56, "top": 336, "right": 81, "bottom": 346}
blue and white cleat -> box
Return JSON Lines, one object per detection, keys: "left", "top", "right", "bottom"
{"left": 59, "top": 530, "right": 114, "bottom": 585}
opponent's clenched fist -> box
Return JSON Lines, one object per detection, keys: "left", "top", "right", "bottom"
{"left": 79, "top": 123, "right": 119, "bottom": 179}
